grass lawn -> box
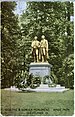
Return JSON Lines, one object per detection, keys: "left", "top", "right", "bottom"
{"left": 1, "top": 89, "right": 74, "bottom": 116}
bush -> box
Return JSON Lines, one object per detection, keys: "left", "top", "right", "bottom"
{"left": 30, "top": 76, "right": 41, "bottom": 89}
{"left": 50, "top": 71, "right": 58, "bottom": 84}
{"left": 43, "top": 75, "right": 50, "bottom": 84}
{"left": 15, "top": 72, "right": 41, "bottom": 89}
{"left": 60, "top": 54, "right": 74, "bottom": 89}
{"left": 14, "top": 70, "right": 29, "bottom": 89}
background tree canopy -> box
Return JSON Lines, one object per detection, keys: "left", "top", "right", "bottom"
{"left": 1, "top": 1, "right": 21, "bottom": 87}
{"left": 1, "top": 1, "right": 74, "bottom": 89}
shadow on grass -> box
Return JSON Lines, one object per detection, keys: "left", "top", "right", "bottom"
{"left": 17, "top": 90, "right": 36, "bottom": 93}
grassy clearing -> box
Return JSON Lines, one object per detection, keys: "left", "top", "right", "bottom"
{"left": 1, "top": 89, "right": 74, "bottom": 116}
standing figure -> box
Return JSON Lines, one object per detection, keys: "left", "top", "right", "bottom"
{"left": 40, "top": 35, "right": 48, "bottom": 62}
{"left": 31, "top": 36, "right": 40, "bottom": 62}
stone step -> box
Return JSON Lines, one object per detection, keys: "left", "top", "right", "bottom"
{"left": 26, "top": 88, "right": 69, "bottom": 92}
{"left": 4, "top": 85, "right": 69, "bottom": 92}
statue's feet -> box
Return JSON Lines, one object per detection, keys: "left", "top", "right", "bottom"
{"left": 37, "top": 60, "right": 40, "bottom": 63}
{"left": 42, "top": 60, "right": 44, "bottom": 63}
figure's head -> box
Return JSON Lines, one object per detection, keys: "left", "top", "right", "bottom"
{"left": 34, "top": 36, "right": 37, "bottom": 40}
{"left": 41, "top": 35, "right": 45, "bottom": 39}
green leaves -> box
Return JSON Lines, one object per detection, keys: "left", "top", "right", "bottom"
{"left": 19, "top": 1, "right": 74, "bottom": 88}
{"left": 1, "top": 1, "right": 74, "bottom": 89}
{"left": 1, "top": 2, "right": 20, "bottom": 88}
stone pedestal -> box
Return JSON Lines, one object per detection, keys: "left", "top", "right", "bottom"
{"left": 29, "top": 62, "right": 52, "bottom": 77}
{"left": 28, "top": 63, "right": 69, "bottom": 92}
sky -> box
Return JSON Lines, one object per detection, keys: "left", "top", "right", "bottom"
{"left": 1, "top": 0, "right": 27, "bottom": 15}
{"left": 14, "top": 1, "right": 27, "bottom": 15}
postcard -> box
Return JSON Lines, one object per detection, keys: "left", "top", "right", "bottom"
{"left": 1, "top": 0, "right": 74, "bottom": 116}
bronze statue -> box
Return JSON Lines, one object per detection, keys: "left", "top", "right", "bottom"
{"left": 40, "top": 35, "right": 48, "bottom": 62}
{"left": 31, "top": 36, "right": 40, "bottom": 62}
{"left": 31, "top": 35, "right": 49, "bottom": 63}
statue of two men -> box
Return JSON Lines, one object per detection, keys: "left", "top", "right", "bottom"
{"left": 31, "top": 35, "right": 48, "bottom": 62}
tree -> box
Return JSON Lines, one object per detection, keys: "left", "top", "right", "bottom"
{"left": 1, "top": 1, "right": 20, "bottom": 88}
{"left": 2, "top": 1, "right": 73, "bottom": 89}
{"left": 19, "top": 1, "right": 74, "bottom": 88}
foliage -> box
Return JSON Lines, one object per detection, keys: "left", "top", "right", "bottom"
{"left": 1, "top": 1, "right": 20, "bottom": 88}
{"left": 30, "top": 76, "right": 41, "bottom": 89}
{"left": 19, "top": 1, "right": 74, "bottom": 89}
{"left": 59, "top": 54, "right": 74, "bottom": 89}
{"left": 50, "top": 71, "right": 58, "bottom": 84}
{"left": 43, "top": 75, "right": 52, "bottom": 84}
{"left": 14, "top": 70, "right": 29, "bottom": 89}
{"left": 15, "top": 72, "right": 41, "bottom": 89}
{"left": 1, "top": 1, "right": 74, "bottom": 89}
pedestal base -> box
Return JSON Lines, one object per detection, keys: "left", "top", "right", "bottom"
{"left": 26, "top": 84, "right": 69, "bottom": 92}
{"left": 4, "top": 85, "right": 69, "bottom": 92}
